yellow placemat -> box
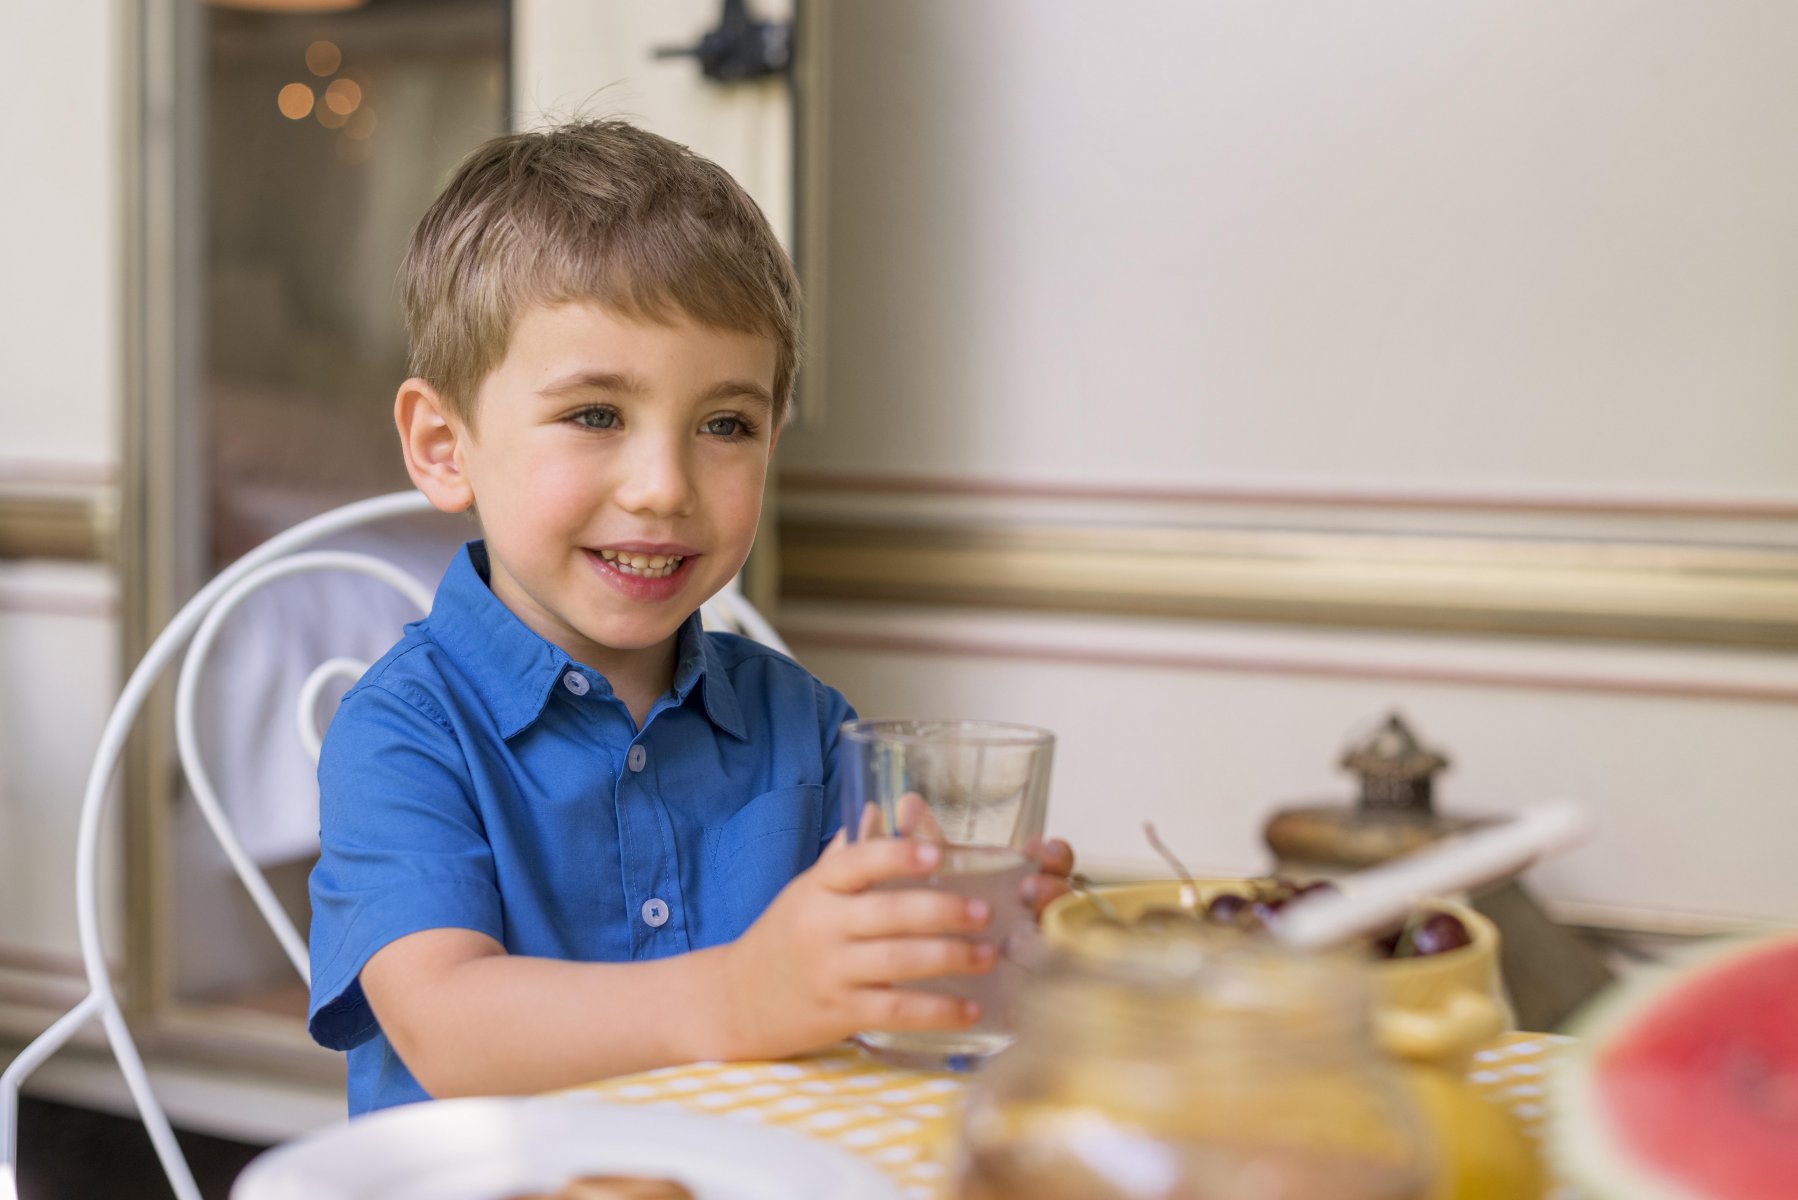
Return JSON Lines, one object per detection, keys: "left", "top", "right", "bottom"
{"left": 574, "top": 1032, "right": 1570, "bottom": 1200}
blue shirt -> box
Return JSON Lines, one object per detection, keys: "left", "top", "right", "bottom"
{"left": 307, "top": 542, "right": 853, "bottom": 1114}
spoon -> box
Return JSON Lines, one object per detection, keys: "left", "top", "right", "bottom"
{"left": 1270, "top": 801, "right": 1594, "bottom": 952}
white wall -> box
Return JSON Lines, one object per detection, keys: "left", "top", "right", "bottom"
{"left": 789, "top": 604, "right": 1798, "bottom": 927}
{"left": 0, "top": 0, "right": 120, "bottom": 470}
{"left": 0, "top": 0, "right": 123, "bottom": 1031}
{"left": 513, "top": 0, "right": 793, "bottom": 249}
{"left": 780, "top": 1, "right": 1798, "bottom": 502}
{"left": 779, "top": 1, "right": 1798, "bottom": 929}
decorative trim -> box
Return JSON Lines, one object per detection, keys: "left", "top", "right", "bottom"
{"left": 0, "top": 491, "right": 114, "bottom": 562}
{"left": 791, "top": 0, "right": 830, "bottom": 429}
{"left": 0, "top": 946, "right": 99, "bottom": 980}
{"left": 781, "top": 470, "right": 1798, "bottom": 521}
{"left": 144, "top": 1004, "right": 342, "bottom": 1086}
{"left": 780, "top": 519, "right": 1798, "bottom": 649}
{"left": 780, "top": 624, "right": 1798, "bottom": 706}
{"left": 1548, "top": 900, "right": 1789, "bottom": 941}
{"left": 0, "top": 459, "right": 118, "bottom": 488}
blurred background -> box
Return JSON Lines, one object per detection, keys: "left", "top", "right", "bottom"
{"left": 2, "top": 0, "right": 1796, "bottom": 1186}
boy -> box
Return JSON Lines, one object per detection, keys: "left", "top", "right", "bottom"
{"left": 306, "top": 119, "right": 1071, "bottom": 1114}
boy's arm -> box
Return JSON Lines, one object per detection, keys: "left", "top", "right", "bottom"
{"left": 361, "top": 833, "right": 993, "bottom": 1098}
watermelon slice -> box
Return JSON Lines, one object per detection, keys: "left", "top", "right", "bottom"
{"left": 1554, "top": 932, "right": 1798, "bottom": 1200}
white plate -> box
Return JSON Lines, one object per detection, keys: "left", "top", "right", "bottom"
{"left": 231, "top": 1097, "right": 905, "bottom": 1200}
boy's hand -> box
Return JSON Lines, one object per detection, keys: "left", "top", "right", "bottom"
{"left": 718, "top": 831, "right": 994, "bottom": 1061}
{"left": 1020, "top": 834, "right": 1075, "bottom": 918}
{"left": 872, "top": 792, "right": 1075, "bottom": 919}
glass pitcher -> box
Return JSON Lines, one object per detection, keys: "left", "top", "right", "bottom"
{"left": 953, "top": 937, "right": 1432, "bottom": 1200}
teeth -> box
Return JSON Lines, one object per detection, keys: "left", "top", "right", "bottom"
{"left": 596, "top": 549, "right": 683, "bottom": 579}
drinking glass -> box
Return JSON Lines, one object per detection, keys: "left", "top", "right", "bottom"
{"left": 839, "top": 718, "right": 1055, "bottom": 1071}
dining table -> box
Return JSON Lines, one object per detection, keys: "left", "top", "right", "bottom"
{"left": 571, "top": 1030, "right": 1576, "bottom": 1200}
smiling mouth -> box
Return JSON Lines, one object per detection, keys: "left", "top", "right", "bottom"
{"left": 596, "top": 548, "right": 686, "bottom": 579}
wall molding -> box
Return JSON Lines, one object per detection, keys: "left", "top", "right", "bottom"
{"left": 781, "top": 470, "right": 1798, "bottom": 520}
{"left": 781, "top": 619, "right": 1798, "bottom": 707}
{"left": 0, "top": 489, "right": 115, "bottom": 562}
{"left": 787, "top": 482, "right": 1798, "bottom": 647}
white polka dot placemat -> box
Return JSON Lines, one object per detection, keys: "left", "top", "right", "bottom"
{"left": 575, "top": 1033, "right": 1574, "bottom": 1199}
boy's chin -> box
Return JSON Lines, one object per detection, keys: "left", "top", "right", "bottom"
{"left": 583, "top": 620, "right": 686, "bottom": 654}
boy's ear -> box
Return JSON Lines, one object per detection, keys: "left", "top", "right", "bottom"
{"left": 396, "top": 378, "right": 475, "bottom": 513}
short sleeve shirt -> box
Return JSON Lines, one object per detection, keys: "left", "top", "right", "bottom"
{"left": 307, "top": 542, "right": 854, "bottom": 1114}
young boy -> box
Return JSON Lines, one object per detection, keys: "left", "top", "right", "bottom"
{"left": 306, "top": 119, "right": 1072, "bottom": 1114}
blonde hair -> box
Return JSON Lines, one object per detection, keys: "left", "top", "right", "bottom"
{"left": 401, "top": 119, "right": 800, "bottom": 424}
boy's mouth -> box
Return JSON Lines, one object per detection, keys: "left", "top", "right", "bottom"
{"left": 595, "top": 548, "right": 685, "bottom": 580}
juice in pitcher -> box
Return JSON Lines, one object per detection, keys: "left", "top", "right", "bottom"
{"left": 953, "top": 938, "right": 1430, "bottom": 1200}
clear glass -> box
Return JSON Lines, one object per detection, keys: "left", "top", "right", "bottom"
{"left": 953, "top": 940, "right": 1432, "bottom": 1200}
{"left": 839, "top": 718, "right": 1055, "bottom": 1070}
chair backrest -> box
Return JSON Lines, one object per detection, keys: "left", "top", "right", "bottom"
{"left": 0, "top": 488, "right": 791, "bottom": 1200}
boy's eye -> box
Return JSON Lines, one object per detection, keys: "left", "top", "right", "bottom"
{"left": 570, "top": 406, "right": 619, "bottom": 430}
{"left": 703, "top": 414, "right": 755, "bottom": 438}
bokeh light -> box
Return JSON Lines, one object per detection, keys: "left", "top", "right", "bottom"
{"left": 324, "top": 78, "right": 362, "bottom": 115}
{"left": 305, "top": 40, "right": 342, "bottom": 77}
{"left": 277, "top": 83, "right": 314, "bottom": 120}
{"left": 316, "top": 103, "right": 349, "bottom": 129}
{"left": 344, "top": 107, "right": 377, "bottom": 140}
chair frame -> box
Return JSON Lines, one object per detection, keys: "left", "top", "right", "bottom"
{"left": 0, "top": 488, "right": 791, "bottom": 1200}
{"left": 0, "top": 492, "right": 437, "bottom": 1200}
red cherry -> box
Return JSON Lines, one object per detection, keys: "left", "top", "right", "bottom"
{"left": 1206, "top": 892, "right": 1250, "bottom": 923}
{"left": 1407, "top": 911, "right": 1471, "bottom": 957}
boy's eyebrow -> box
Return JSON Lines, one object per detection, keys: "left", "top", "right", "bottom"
{"left": 700, "top": 380, "right": 774, "bottom": 411}
{"left": 538, "top": 370, "right": 646, "bottom": 397}
{"left": 539, "top": 370, "right": 773, "bottom": 410}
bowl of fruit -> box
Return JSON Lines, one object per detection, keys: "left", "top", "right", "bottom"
{"left": 1040, "top": 875, "right": 1511, "bottom": 1070}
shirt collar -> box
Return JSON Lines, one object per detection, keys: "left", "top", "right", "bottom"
{"left": 425, "top": 541, "right": 745, "bottom": 741}
{"left": 671, "top": 606, "right": 748, "bottom": 741}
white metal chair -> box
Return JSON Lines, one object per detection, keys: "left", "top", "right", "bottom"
{"left": 0, "top": 489, "right": 792, "bottom": 1200}
{"left": 0, "top": 491, "right": 437, "bottom": 1200}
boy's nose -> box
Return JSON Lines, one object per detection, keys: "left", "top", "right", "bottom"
{"left": 616, "top": 439, "right": 696, "bottom": 517}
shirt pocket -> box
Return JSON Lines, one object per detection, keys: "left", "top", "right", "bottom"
{"left": 703, "top": 784, "right": 825, "bottom": 936}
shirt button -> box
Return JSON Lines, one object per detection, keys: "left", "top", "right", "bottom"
{"left": 641, "top": 898, "right": 669, "bottom": 928}
{"left": 627, "top": 744, "right": 647, "bottom": 773}
{"left": 562, "top": 670, "right": 590, "bottom": 697}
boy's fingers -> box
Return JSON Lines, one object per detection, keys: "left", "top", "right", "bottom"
{"left": 846, "top": 889, "right": 992, "bottom": 939}
{"left": 846, "top": 936, "right": 996, "bottom": 985}
{"left": 1021, "top": 873, "right": 1071, "bottom": 917}
{"left": 895, "top": 792, "right": 947, "bottom": 842}
{"left": 1023, "top": 836, "right": 1075, "bottom": 878}
{"left": 813, "top": 835, "right": 942, "bottom": 893}
{"left": 856, "top": 801, "right": 885, "bottom": 840}
{"left": 855, "top": 987, "right": 981, "bottom": 1034}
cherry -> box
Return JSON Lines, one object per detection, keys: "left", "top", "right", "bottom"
{"left": 1250, "top": 898, "right": 1287, "bottom": 927}
{"left": 1205, "top": 892, "right": 1250, "bottom": 923}
{"left": 1407, "top": 911, "right": 1471, "bottom": 957}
